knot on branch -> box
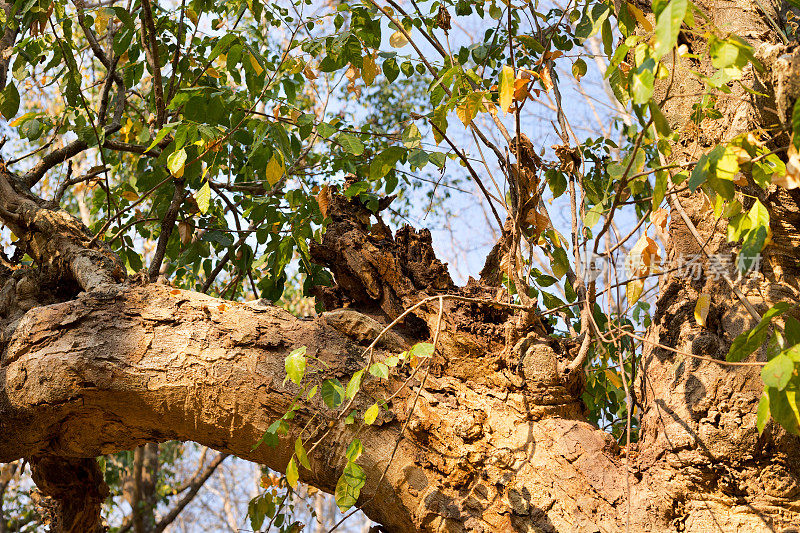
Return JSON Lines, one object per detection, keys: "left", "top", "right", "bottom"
{"left": 310, "top": 192, "right": 454, "bottom": 319}
{"left": 0, "top": 169, "right": 125, "bottom": 293}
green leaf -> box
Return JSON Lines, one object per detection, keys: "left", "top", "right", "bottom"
{"left": 575, "top": 2, "right": 612, "bottom": 43}
{"left": 409, "top": 342, "right": 435, "bottom": 359}
{"left": 286, "top": 456, "right": 299, "bottom": 488}
{"left": 368, "top": 362, "right": 389, "bottom": 378}
{"left": 145, "top": 125, "right": 174, "bottom": 152}
{"left": 653, "top": 0, "right": 688, "bottom": 59}
{"left": 547, "top": 169, "right": 567, "bottom": 198}
{"left": 284, "top": 346, "right": 307, "bottom": 386}
{"left": 785, "top": 316, "right": 800, "bottom": 347}
{"left": 402, "top": 124, "right": 422, "bottom": 149}
{"left": 383, "top": 57, "right": 399, "bottom": 82}
{"left": 337, "top": 133, "right": 364, "bottom": 155}
{"left": 295, "top": 438, "right": 311, "bottom": 469}
{"left": 345, "top": 369, "right": 364, "bottom": 399}
{"left": 249, "top": 496, "right": 266, "bottom": 530}
{"left": 550, "top": 246, "right": 570, "bottom": 279}
{"left": 364, "top": 403, "right": 380, "bottom": 424}
{"left": 631, "top": 61, "right": 655, "bottom": 105}
{"left": 652, "top": 170, "right": 667, "bottom": 210}
{"left": 572, "top": 58, "right": 588, "bottom": 81}
{"left": 195, "top": 181, "right": 211, "bottom": 214}
{"left": 432, "top": 104, "right": 448, "bottom": 145}
{"left": 321, "top": 378, "right": 345, "bottom": 409}
{"left": 756, "top": 392, "right": 770, "bottom": 434}
{"left": 334, "top": 462, "right": 366, "bottom": 512}
{"left": 728, "top": 302, "right": 791, "bottom": 361}
{"left": 345, "top": 438, "right": 363, "bottom": 462}
{"left": 793, "top": 99, "right": 800, "bottom": 148}
{"left": 649, "top": 101, "right": 671, "bottom": 137}
{"left": 767, "top": 387, "right": 800, "bottom": 435}
{"left": 0, "top": 82, "right": 20, "bottom": 120}
{"left": 583, "top": 204, "right": 603, "bottom": 228}
{"left": 762, "top": 354, "right": 794, "bottom": 390}
{"left": 370, "top": 146, "right": 405, "bottom": 179}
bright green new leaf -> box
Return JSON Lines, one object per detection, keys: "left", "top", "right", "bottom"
{"left": 653, "top": 0, "right": 688, "bottom": 60}
{"left": 762, "top": 354, "right": 794, "bottom": 391}
{"left": 409, "top": 342, "right": 435, "bottom": 359}
{"left": 345, "top": 369, "right": 364, "bottom": 399}
{"left": 284, "top": 346, "right": 307, "bottom": 386}
{"left": 368, "top": 362, "right": 389, "bottom": 379}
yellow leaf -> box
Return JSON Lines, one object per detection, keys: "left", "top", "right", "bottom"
{"left": 456, "top": 92, "right": 483, "bottom": 127}
{"left": 121, "top": 191, "right": 139, "bottom": 202}
{"left": 627, "top": 279, "right": 644, "bottom": 305}
{"left": 205, "top": 67, "right": 222, "bottom": 79}
{"left": 9, "top": 112, "right": 35, "bottom": 127}
{"left": 604, "top": 369, "right": 623, "bottom": 389}
{"left": 627, "top": 2, "right": 653, "bottom": 33}
{"left": 729, "top": 145, "right": 751, "bottom": 164}
{"left": 265, "top": 153, "right": 285, "bottom": 186}
{"left": 249, "top": 53, "right": 264, "bottom": 75}
{"left": 362, "top": 53, "right": 378, "bottom": 86}
{"left": 94, "top": 9, "right": 110, "bottom": 34}
{"left": 499, "top": 64, "right": 514, "bottom": 114}
{"left": 695, "top": 293, "right": 710, "bottom": 328}
{"left": 627, "top": 232, "right": 661, "bottom": 277}
{"left": 389, "top": 31, "right": 409, "bottom": 48}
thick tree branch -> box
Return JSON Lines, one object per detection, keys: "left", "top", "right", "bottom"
{"left": 0, "top": 283, "right": 626, "bottom": 532}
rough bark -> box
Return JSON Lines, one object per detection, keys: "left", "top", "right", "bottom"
{"left": 633, "top": 0, "right": 800, "bottom": 530}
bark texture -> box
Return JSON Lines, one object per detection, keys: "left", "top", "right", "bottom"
{"left": 633, "top": 0, "right": 800, "bottom": 530}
